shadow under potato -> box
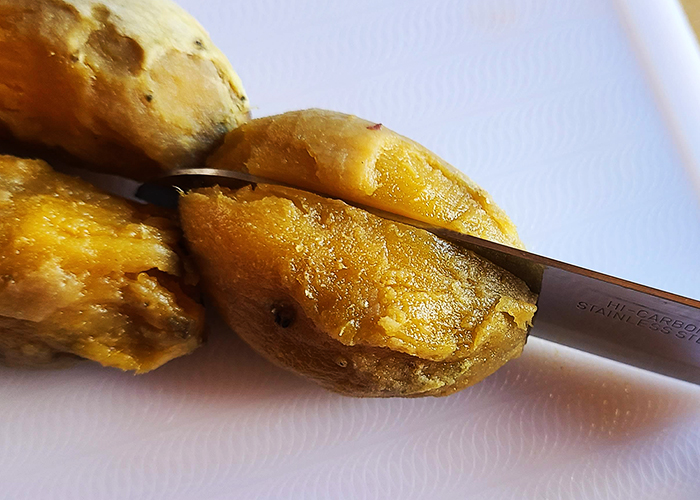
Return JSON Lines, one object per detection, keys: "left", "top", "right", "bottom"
{"left": 31, "top": 309, "right": 695, "bottom": 443}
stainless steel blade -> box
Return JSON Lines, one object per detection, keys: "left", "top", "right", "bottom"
{"left": 137, "top": 168, "right": 700, "bottom": 385}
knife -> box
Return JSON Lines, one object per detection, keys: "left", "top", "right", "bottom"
{"left": 133, "top": 168, "right": 700, "bottom": 385}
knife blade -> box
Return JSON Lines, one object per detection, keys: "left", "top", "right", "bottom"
{"left": 135, "top": 168, "right": 700, "bottom": 385}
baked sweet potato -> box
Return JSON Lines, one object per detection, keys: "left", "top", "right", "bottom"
{"left": 0, "top": 0, "right": 249, "bottom": 180}
{"left": 208, "top": 109, "right": 523, "bottom": 248}
{"left": 180, "top": 109, "right": 537, "bottom": 396}
{"left": 180, "top": 184, "right": 536, "bottom": 397}
{"left": 0, "top": 155, "right": 205, "bottom": 372}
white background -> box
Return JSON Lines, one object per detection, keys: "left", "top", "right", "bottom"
{"left": 2, "top": 0, "right": 700, "bottom": 498}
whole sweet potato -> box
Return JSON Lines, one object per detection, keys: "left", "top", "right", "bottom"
{"left": 0, "top": 0, "right": 249, "bottom": 179}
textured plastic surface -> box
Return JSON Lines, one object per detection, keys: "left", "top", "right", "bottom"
{"left": 2, "top": 0, "right": 700, "bottom": 498}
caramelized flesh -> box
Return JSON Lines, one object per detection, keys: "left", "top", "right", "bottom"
{"left": 209, "top": 108, "right": 524, "bottom": 248}
{"left": 180, "top": 185, "right": 536, "bottom": 397}
{"left": 0, "top": 156, "right": 204, "bottom": 372}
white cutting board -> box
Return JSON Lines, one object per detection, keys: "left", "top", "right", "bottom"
{"left": 2, "top": 0, "right": 700, "bottom": 498}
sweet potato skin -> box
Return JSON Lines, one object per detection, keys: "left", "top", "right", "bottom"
{"left": 0, "top": 0, "right": 249, "bottom": 179}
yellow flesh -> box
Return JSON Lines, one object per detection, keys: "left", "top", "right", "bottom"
{"left": 180, "top": 185, "right": 536, "bottom": 397}
{"left": 209, "top": 109, "right": 524, "bottom": 248}
{"left": 0, "top": 156, "right": 204, "bottom": 372}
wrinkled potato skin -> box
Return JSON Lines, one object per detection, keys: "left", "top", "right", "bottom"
{"left": 180, "top": 185, "right": 536, "bottom": 397}
{"left": 0, "top": 156, "right": 205, "bottom": 372}
{"left": 209, "top": 109, "right": 523, "bottom": 248}
{"left": 0, "top": 0, "right": 249, "bottom": 179}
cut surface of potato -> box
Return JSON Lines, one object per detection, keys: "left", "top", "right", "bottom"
{"left": 0, "top": 0, "right": 249, "bottom": 179}
{"left": 209, "top": 108, "right": 523, "bottom": 248}
{"left": 180, "top": 185, "right": 536, "bottom": 397}
{"left": 0, "top": 155, "right": 205, "bottom": 372}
